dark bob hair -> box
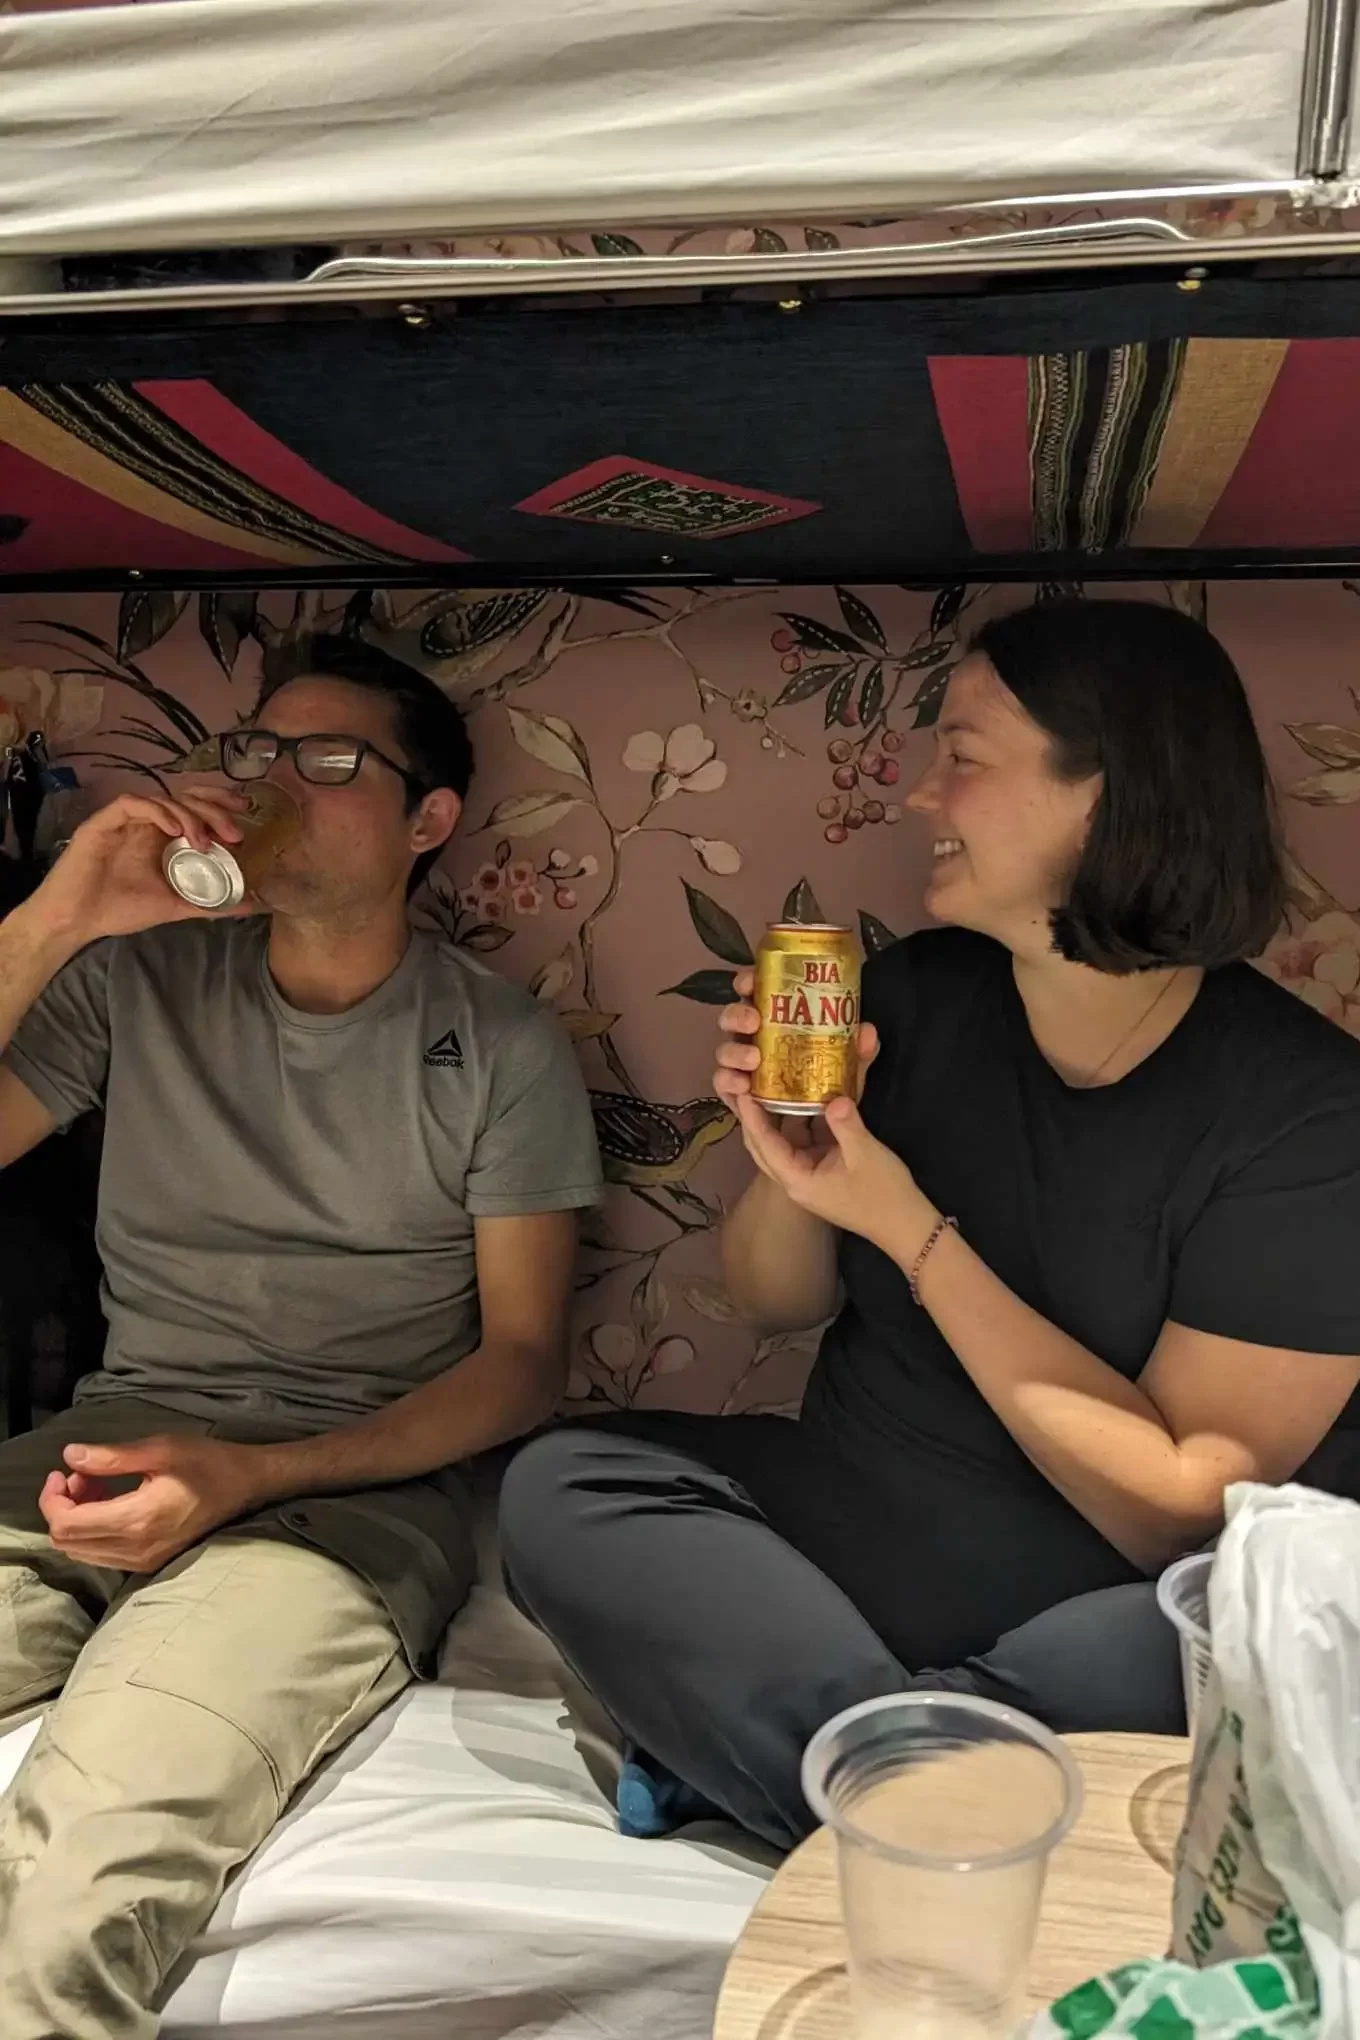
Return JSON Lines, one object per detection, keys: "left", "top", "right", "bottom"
{"left": 969, "top": 599, "right": 1286, "bottom": 972}
{"left": 256, "top": 633, "right": 474, "bottom": 893}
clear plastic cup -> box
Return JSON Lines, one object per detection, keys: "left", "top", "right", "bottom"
{"left": 802, "top": 1693, "right": 1082, "bottom": 2040}
{"left": 1156, "top": 1551, "right": 1213, "bottom": 1737}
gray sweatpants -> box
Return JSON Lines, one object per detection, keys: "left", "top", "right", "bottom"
{"left": 499, "top": 1414, "right": 1184, "bottom": 1851}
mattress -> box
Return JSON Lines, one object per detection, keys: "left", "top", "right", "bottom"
{"left": 0, "top": 1508, "right": 775, "bottom": 2037}
{"left": 0, "top": 0, "right": 1315, "bottom": 257}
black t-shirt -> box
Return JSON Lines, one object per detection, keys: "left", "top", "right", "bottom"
{"left": 803, "top": 929, "right": 1360, "bottom": 1503}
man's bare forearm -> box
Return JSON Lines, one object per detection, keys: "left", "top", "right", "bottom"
{"left": 0, "top": 899, "right": 82, "bottom": 1057}
{"left": 238, "top": 1338, "right": 564, "bottom": 1507}
{"left": 721, "top": 1172, "right": 840, "bottom": 1332}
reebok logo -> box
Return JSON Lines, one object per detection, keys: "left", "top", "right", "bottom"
{"left": 423, "top": 1028, "right": 465, "bottom": 1070}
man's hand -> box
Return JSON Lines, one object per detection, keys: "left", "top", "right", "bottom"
{"left": 32, "top": 787, "right": 252, "bottom": 952}
{"left": 39, "top": 1434, "right": 263, "bottom": 1574}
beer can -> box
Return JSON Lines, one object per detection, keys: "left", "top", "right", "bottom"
{"left": 162, "top": 838, "right": 246, "bottom": 911}
{"left": 752, "top": 923, "right": 861, "bottom": 1115}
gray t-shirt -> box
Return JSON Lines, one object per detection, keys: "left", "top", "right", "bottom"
{"left": 4, "top": 919, "right": 602, "bottom": 1428}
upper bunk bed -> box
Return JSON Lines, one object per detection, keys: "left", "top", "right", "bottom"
{"left": 1, "top": 0, "right": 1356, "bottom": 300}
{"left": 1, "top": 0, "right": 1360, "bottom": 591}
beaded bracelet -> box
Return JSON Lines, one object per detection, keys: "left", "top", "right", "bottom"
{"left": 908, "top": 1214, "right": 958, "bottom": 1306}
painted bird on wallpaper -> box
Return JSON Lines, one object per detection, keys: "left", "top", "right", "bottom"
{"left": 588, "top": 1091, "right": 734, "bottom": 1189}
{"left": 346, "top": 588, "right": 557, "bottom": 697}
{"left": 342, "top": 585, "right": 671, "bottom": 704}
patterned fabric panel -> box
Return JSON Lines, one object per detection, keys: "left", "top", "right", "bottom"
{"left": 1028, "top": 341, "right": 1185, "bottom": 554}
{"left": 928, "top": 337, "right": 1360, "bottom": 555}
{"left": 7, "top": 284, "right": 1360, "bottom": 579}
{"left": 0, "top": 379, "right": 469, "bottom": 573}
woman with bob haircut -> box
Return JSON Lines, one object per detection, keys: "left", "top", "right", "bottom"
{"left": 500, "top": 599, "right": 1360, "bottom": 1849}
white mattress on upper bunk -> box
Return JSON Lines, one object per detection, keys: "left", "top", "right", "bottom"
{"left": 0, "top": 0, "right": 1316, "bottom": 256}
{"left": 0, "top": 1508, "right": 775, "bottom": 2038}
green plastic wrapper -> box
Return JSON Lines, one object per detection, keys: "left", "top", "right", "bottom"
{"left": 1026, "top": 1950, "right": 1319, "bottom": 2040}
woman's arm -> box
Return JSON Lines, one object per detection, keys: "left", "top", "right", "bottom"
{"left": 721, "top": 1170, "right": 840, "bottom": 1333}
{"left": 889, "top": 1211, "right": 1360, "bottom": 1570}
{"left": 738, "top": 1093, "right": 1360, "bottom": 1572}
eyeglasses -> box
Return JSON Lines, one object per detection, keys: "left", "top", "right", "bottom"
{"left": 219, "top": 729, "right": 426, "bottom": 798}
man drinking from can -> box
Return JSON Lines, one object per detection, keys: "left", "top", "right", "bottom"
{"left": 0, "top": 634, "right": 601, "bottom": 2038}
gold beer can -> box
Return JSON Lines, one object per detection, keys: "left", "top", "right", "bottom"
{"left": 752, "top": 923, "right": 861, "bottom": 1115}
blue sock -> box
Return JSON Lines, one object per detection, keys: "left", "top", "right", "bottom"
{"left": 617, "top": 1746, "right": 723, "bottom": 1838}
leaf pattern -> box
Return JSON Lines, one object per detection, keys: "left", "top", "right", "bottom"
{"left": 458, "top": 922, "right": 514, "bottom": 952}
{"left": 782, "top": 877, "right": 826, "bottom": 925}
{"left": 477, "top": 789, "right": 585, "bottom": 837}
{"left": 1286, "top": 723, "right": 1360, "bottom": 769}
{"left": 779, "top": 611, "right": 864, "bottom": 657}
{"left": 507, "top": 706, "right": 593, "bottom": 784}
{"left": 910, "top": 663, "right": 954, "bottom": 728}
{"left": 661, "top": 968, "right": 739, "bottom": 1004}
{"left": 859, "top": 910, "right": 900, "bottom": 956}
{"left": 836, "top": 587, "right": 888, "bottom": 652}
{"left": 16, "top": 576, "right": 1354, "bottom": 1417}
{"left": 559, "top": 1009, "right": 621, "bottom": 1042}
{"left": 27, "top": 616, "right": 210, "bottom": 757}
{"left": 631, "top": 1265, "right": 669, "bottom": 1347}
{"left": 679, "top": 1277, "right": 741, "bottom": 1322}
{"left": 118, "top": 589, "right": 189, "bottom": 662}
{"left": 904, "top": 639, "right": 956, "bottom": 669}
{"left": 825, "top": 671, "right": 856, "bottom": 728}
{"left": 529, "top": 950, "right": 575, "bottom": 1001}
{"left": 198, "top": 591, "right": 259, "bottom": 676}
{"left": 929, "top": 583, "right": 968, "bottom": 636}
{"left": 682, "top": 881, "right": 753, "bottom": 966}
{"left": 858, "top": 662, "right": 885, "bottom": 726}
{"left": 1290, "top": 767, "right": 1360, "bottom": 805}
{"left": 774, "top": 662, "right": 846, "bottom": 708}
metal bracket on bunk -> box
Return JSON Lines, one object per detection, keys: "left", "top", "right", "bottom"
{"left": 1298, "top": 0, "right": 1359, "bottom": 180}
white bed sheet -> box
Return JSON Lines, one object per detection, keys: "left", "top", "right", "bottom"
{"left": 0, "top": 1513, "right": 775, "bottom": 2038}
{"left": 0, "top": 0, "right": 1312, "bottom": 255}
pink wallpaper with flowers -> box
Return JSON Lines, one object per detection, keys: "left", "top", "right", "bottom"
{"left": 0, "top": 578, "right": 1356, "bottom": 1416}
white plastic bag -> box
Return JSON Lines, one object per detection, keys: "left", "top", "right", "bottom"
{"left": 1207, "top": 1483, "right": 1360, "bottom": 2040}
{"left": 1171, "top": 1676, "right": 1301, "bottom": 1971}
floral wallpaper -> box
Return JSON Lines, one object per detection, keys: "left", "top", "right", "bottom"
{"left": 0, "top": 578, "right": 1356, "bottom": 1416}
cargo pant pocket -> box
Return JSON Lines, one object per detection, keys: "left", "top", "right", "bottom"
{"left": 120, "top": 1534, "right": 406, "bottom": 1797}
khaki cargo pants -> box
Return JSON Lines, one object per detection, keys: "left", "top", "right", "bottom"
{"left": 0, "top": 1398, "right": 455, "bottom": 2040}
